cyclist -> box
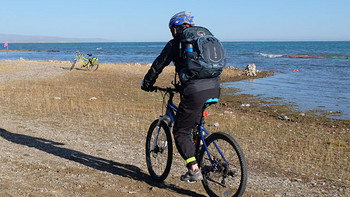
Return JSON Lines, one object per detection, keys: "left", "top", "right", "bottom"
{"left": 141, "top": 11, "right": 220, "bottom": 183}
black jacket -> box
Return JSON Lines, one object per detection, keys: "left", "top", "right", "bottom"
{"left": 143, "top": 38, "right": 220, "bottom": 96}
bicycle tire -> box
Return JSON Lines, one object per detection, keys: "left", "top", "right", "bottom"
{"left": 145, "top": 120, "right": 173, "bottom": 182}
{"left": 87, "top": 62, "right": 99, "bottom": 71}
{"left": 70, "top": 59, "right": 78, "bottom": 71}
{"left": 198, "top": 132, "right": 247, "bottom": 197}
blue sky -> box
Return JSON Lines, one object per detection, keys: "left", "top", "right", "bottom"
{"left": 1, "top": 0, "right": 350, "bottom": 41}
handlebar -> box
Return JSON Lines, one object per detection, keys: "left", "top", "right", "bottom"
{"left": 75, "top": 51, "right": 92, "bottom": 57}
{"left": 154, "top": 86, "right": 178, "bottom": 93}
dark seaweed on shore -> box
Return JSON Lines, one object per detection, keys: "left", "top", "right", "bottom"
{"left": 0, "top": 50, "right": 60, "bottom": 52}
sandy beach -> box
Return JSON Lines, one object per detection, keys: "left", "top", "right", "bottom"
{"left": 0, "top": 60, "right": 349, "bottom": 196}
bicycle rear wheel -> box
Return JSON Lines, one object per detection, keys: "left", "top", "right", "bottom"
{"left": 198, "top": 132, "right": 247, "bottom": 197}
{"left": 145, "top": 120, "right": 173, "bottom": 182}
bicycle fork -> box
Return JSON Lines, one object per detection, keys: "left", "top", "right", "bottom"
{"left": 152, "top": 115, "right": 172, "bottom": 154}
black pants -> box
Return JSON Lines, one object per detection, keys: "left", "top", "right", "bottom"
{"left": 173, "top": 88, "right": 220, "bottom": 167}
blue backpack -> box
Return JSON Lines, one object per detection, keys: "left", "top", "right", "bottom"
{"left": 178, "top": 26, "right": 225, "bottom": 82}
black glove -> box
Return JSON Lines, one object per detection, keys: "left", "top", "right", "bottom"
{"left": 141, "top": 80, "right": 155, "bottom": 92}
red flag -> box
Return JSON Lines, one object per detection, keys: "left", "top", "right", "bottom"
{"left": 4, "top": 42, "right": 8, "bottom": 48}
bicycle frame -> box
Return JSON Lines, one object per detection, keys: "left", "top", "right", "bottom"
{"left": 156, "top": 87, "right": 229, "bottom": 170}
{"left": 76, "top": 52, "right": 90, "bottom": 66}
{"left": 198, "top": 124, "right": 229, "bottom": 169}
{"left": 155, "top": 88, "right": 177, "bottom": 129}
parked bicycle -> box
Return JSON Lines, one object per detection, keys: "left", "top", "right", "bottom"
{"left": 70, "top": 51, "right": 99, "bottom": 71}
{"left": 145, "top": 85, "right": 248, "bottom": 197}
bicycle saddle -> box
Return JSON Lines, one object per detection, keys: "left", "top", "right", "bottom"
{"left": 205, "top": 98, "right": 219, "bottom": 105}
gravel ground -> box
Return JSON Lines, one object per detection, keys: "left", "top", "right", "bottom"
{"left": 0, "top": 60, "right": 348, "bottom": 196}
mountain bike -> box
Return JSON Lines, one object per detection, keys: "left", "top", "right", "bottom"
{"left": 70, "top": 51, "right": 99, "bottom": 71}
{"left": 145, "top": 86, "right": 248, "bottom": 197}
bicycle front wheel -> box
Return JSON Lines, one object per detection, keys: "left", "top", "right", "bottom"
{"left": 70, "top": 59, "right": 77, "bottom": 70}
{"left": 145, "top": 120, "right": 173, "bottom": 182}
{"left": 199, "top": 132, "right": 247, "bottom": 197}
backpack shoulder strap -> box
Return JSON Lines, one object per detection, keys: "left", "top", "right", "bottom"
{"left": 180, "top": 26, "right": 213, "bottom": 42}
{"left": 178, "top": 26, "right": 214, "bottom": 59}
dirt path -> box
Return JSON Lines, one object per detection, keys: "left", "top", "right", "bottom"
{"left": 0, "top": 61, "right": 348, "bottom": 196}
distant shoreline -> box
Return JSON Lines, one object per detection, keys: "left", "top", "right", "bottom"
{"left": 0, "top": 49, "right": 60, "bottom": 52}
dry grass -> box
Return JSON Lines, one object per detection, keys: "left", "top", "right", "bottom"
{"left": 0, "top": 62, "right": 349, "bottom": 189}
{"left": 0, "top": 60, "right": 28, "bottom": 73}
{"left": 0, "top": 62, "right": 177, "bottom": 142}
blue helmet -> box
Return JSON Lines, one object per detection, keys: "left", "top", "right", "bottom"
{"left": 168, "top": 11, "right": 195, "bottom": 29}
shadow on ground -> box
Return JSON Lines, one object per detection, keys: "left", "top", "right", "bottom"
{"left": 0, "top": 128, "right": 205, "bottom": 196}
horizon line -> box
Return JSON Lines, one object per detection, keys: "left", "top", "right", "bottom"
{"left": 2, "top": 40, "right": 350, "bottom": 44}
